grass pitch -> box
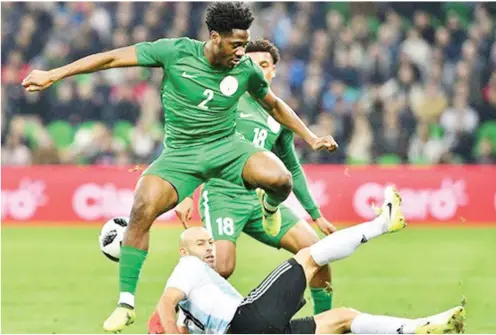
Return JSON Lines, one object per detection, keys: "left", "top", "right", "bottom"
{"left": 2, "top": 225, "right": 496, "bottom": 333}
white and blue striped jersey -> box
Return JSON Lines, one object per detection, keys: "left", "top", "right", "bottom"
{"left": 166, "top": 256, "right": 243, "bottom": 334}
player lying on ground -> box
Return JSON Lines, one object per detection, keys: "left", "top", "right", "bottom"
{"left": 21, "top": 2, "right": 338, "bottom": 332}
{"left": 149, "top": 187, "right": 465, "bottom": 334}
{"left": 174, "top": 39, "right": 335, "bottom": 315}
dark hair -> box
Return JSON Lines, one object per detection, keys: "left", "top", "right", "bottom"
{"left": 205, "top": 2, "right": 254, "bottom": 33}
{"left": 246, "top": 39, "right": 280, "bottom": 65}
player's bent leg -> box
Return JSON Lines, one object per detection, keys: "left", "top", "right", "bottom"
{"left": 280, "top": 220, "right": 333, "bottom": 314}
{"left": 293, "top": 247, "right": 322, "bottom": 284}
{"left": 242, "top": 151, "right": 293, "bottom": 236}
{"left": 313, "top": 307, "right": 360, "bottom": 334}
{"left": 213, "top": 240, "right": 237, "bottom": 279}
{"left": 104, "top": 175, "right": 179, "bottom": 332}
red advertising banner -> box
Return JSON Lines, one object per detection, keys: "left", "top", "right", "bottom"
{"left": 2, "top": 165, "right": 495, "bottom": 224}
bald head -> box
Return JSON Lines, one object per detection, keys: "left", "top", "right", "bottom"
{"left": 180, "top": 227, "right": 211, "bottom": 247}
{"left": 179, "top": 227, "right": 215, "bottom": 267}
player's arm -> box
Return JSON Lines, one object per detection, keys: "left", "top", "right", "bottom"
{"left": 157, "top": 287, "right": 185, "bottom": 334}
{"left": 175, "top": 185, "right": 204, "bottom": 228}
{"left": 273, "top": 130, "right": 321, "bottom": 219}
{"left": 22, "top": 46, "right": 138, "bottom": 91}
{"left": 274, "top": 130, "right": 337, "bottom": 234}
{"left": 261, "top": 90, "right": 337, "bottom": 152}
{"left": 161, "top": 257, "right": 201, "bottom": 333}
{"left": 22, "top": 38, "right": 175, "bottom": 92}
{"left": 246, "top": 64, "right": 338, "bottom": 152}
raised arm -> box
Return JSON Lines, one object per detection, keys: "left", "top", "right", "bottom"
{"left": 273, "top": 130, "right": 337, "bottom": 234}
{"left": 23, "top": 38, "right": 177, "bottom": 92}
{"left": 22, "top": 46, "right": 138, "bottom": 92}
{"left": 259, "top": 89, "right": 339, "bottom": 152}
{"left": 273, "top": 130, "right": 321, "bottom": 219}
{"left": 246, "top": 58, "right": 338, "bottom": 152}
{"left": 157, "top": 287, "right": 186, "bottom": 334}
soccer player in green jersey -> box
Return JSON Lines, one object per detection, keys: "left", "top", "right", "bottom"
{"left": 175, "top": 39, "right": 336, "bottom": 316}
{"left": 22, "top": 2, "right": 338, "bottom": 332}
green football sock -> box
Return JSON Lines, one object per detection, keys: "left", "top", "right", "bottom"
{"left": 264, "top": 192, "right": 285, "bottom": 211}
{"left": 311, "top": 287, "right": 333, "bottom": 314}
{"left": 119, "top": 246, "right": 148, "bottom": 295}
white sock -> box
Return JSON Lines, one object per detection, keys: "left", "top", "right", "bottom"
{"left": 309, "top": 216, "right": 387, "bottom": 266}
{"left": 118, "top": 292, "right": 135, "bottom": 308}
{"left": 350, "top": 313, "right": 426, "bottom": 334}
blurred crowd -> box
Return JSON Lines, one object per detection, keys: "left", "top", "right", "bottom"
{"left": 2, "top": 2, "right": 496, "bottom": 166}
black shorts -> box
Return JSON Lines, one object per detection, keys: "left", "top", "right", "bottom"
{"left": 229, "top": 258, "right": 316, "bottom": 334}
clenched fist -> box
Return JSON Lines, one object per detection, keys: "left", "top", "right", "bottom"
{"left": 310, "top": 136, "right": 339, "bottom": 152}
{"left": 22, "top": 70, "right": 56, "bottom": 92}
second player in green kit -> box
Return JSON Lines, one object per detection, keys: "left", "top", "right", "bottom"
{"left": 176, "top": 39, "right": 336, "bottom": 316}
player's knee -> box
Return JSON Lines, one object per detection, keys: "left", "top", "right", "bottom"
{"left": 294, "top": 247, "right": 318, "bottom": 273}
{"left": 316, "top": 307, "right": 359, "bottom": 334}
{"left": 294, "top": 247, "right": 312, "bottom": 263}
{"left": 334, "top": 307, "right": 360, "bottom": 332}
{"left": 271, "top": 169, "right": 293, "bottom": 195}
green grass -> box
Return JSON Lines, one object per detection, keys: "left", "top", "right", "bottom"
{"left": 2, "top": 225, "right": 496, "bottom": 333}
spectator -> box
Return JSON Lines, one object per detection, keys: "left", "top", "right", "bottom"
{"left": 400, "top": 29, "right": 431, "bottom": 75}
{"left": 130, "top": 119, "right": 157, "bottom": 163}
{"left": 2, "top": 2, "right": 494, "bottom": 166}
{"left": 408, "top": 123, "right": 445, "bottom": 164}
{"left": 347, "top": 108, "right": 373, "bottom": 163}
{"left": 440, "top": 95, "right": 479, "bottom": 161}
{"left": 413, "top": 10, "right": 435, "bottom": 44}
{"left": 412, "top": 81, "right": 448, "bottom": 124}
{"left": 1, "top": 133, "right": 32, "bottom": 166}
{"left": 374, "top": 99, "right": 409, "bottom": 160}
{"left": 474, "top": 138, "right": 496, "bottom": 164}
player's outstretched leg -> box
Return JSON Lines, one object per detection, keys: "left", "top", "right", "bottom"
{"left": 242, "top": 151, "right": 293, "bottom": 236}
{"left": 313, "top": 305, "right": 466, "bottom": 334}
{"left": 290, "top": 186, "right": 406, "bottom": 286}
{"left": 308, "top": 185, "right": 405, "bottom": 268}
{"left": 104, "top": 175, "right": 179, "bottom": 332}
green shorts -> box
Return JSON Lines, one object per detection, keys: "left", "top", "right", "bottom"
{"left": 199, "top": 187, "right": 301, "bottom": 248}
{"left": 143, "top": 134, "right": 264, "bottom": 202}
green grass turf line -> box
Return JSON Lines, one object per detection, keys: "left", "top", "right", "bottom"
{"left": 1, "top": 226, "right": 495, "bottom": 333}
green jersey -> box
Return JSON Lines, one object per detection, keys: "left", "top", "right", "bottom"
{"left": 135, "top": 38, "right": 269, "bottom": 148}
{"left": 205, "top": 93, "right": 322, "bottom": 220}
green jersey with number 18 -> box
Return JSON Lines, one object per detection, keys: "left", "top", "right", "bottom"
{"left": 205, "top": 93, "right": 322, "bottom": 220}
{"left": 135, "top": 37, "right": 269, "bottom": 149}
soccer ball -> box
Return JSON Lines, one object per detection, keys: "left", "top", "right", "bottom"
{"left": 99, "top": 217, "right": 129, "bottom": 262}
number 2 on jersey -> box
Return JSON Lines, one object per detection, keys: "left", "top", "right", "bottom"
{"left": 253, "top": 128, "right": 268, "bottom": 147}
{"left": 198, "top": 89, "right": 214, "bottom": 109}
